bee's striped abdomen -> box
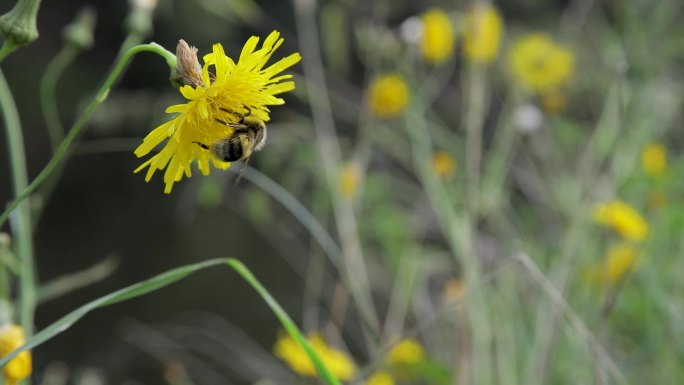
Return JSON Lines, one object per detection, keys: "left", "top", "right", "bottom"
{"left": 216, "top": 136, "right": 244, "bottom": 161}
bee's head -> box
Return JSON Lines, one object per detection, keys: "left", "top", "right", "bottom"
{"left": 242, "top": 116, "right": 267, "bottom": 151}
{"left": 243, "top": 115, "right": 266, "bottom": 131}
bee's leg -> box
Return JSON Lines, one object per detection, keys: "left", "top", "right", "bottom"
{"left": 226, "top": 122, "right": 248, "bottom": 132}
{"left": 192, "top": 141, "right": 210, "bottom": 150}
{"left": 233, "top": 156, "right": 251, "bottom": 185}
{"left": 219, "top": 107, "right": 245, "bottom": 121}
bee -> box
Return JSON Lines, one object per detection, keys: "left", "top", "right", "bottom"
{"left": 193, "top": 108, "right": 267, "bottom": 184}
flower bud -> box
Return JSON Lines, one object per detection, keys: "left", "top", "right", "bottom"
{"left": 63, "top": 6, "right": 97, "bottom": 50}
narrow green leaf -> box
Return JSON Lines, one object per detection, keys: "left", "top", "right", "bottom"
{"left": 0, "top": 258, "right": 343, "bottom": 385}
{"left": 225, "top": 259, "right": 342, "bottom": 385}
{"left": 0, "top": 258, "right": 226, "bottom": 367}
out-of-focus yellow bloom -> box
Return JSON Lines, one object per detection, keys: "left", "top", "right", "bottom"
{"left": 274, "top": 332, "right": 357, "bottom": 380}
{"left": 431, "top": 151, "right": 457, "bottom": 180}
{"left": 388, "top": 339, "right": 425, "bottom": 365}
{"left": 509, "top": 33, "right": 574, "bottom": 92}
{"left": 368, "top": 74, "right": 410, "bottom": 118}
{"left": 367, "top": 371, "right": 395, "bottom": 385}
{"left": 600, "top": 243, "right": 641, "bottom": 286}
{"left": 540, "top": 90, "right": 567, "bottom": 115}
{"left": 604, "top": 243, "right": 640, "bottom": 285}
{"left": 340, "top": 163, "right": 361, "bottom": 199}
{"left": 594, "top": 200, "right": 649, "bottom": 242}
{"left": 462, "top": 4, "right": 503, "bottom": 63}
{"left": 0, "top": 324, "right": 32, "bottom": 385}
{"left": 443, "top": 278, "right": 467, "bottom": 303}
{"left": 421, "top": 8, "right": 455, "bottom": 64}
{"left": 641, "top": 143, "right": 667, "bottom": 179}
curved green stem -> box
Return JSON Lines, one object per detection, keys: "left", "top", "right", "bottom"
{"left": 0, "top": 42, "right": 176, "bottom": 228}
{"left": 0, "top": 68, "right": 36, "bottom": 335}
{"left": 40, "top": 44, "right": 80, "bottom": 152}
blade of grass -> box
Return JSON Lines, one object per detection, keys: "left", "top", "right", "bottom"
{"left": 226, "top": 259, "right": 342, "bottom": 385}
{"left": 0, "top": 258, "right": 225, "bottom": 367}
{"left": 0, "top": 258, "right": 342, "bottom": 385}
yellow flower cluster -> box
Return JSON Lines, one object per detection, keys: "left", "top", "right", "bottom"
{"left": 593, "top": 200, "right": 649, "bottom": 242}
{"left": 509, "top": 33, "right": 574, "bottom": 92}
{"left": 462, "top": 3, "right": 503, "bottom": 63}
{"left": 368, "top": 74, "right": 410, "bottom": 118}
{"left": 273, "top": 332, "right": 357, "bottom": 380}
{"left": 420, "top": 8, "right": 455, "bottom": 64}
{"left": 134, "top": 31, "right": 301, "bottom": 193}
{"left": 0, "top": 324, "right": 31, "bottom": 385}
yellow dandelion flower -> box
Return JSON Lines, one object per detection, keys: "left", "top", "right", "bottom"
{"left": 274, "top": 332, "right": 357, "bottom": 380}
{"left": 641, "top": 143, "right": 667, "bottom": 179}
{"left": 0, "top": 324, "right": 32, "bottom": 385}
{"left": 134, "top": 31, "right": 301, "bottom": 193}
{"left": 431, "top": 151, "right": 457, "bottom": 180}
{"left": 462, "top": 4, "right": 503, "bottom": 63}
{"left": 367, "top": 371, "right": 395, "bottom": 385}
{"left": 340, "top": 163, "right": 361, "bottom": 199}
{"left": 584, "top": 244, "right": 641, "bottom": 287}
{"left": 509, "top": 33, "right": 574, "bottom": 92}
{"left": 388, "top": 338, "right": 425, "bottom": 366}
{"left": 603, "top": 243, "right": 641, "bottom": 286}
{"left": 368, "top": 74, "right": 410, "bottom": 118}
{"left": 593, "top": 200, "right": 649, "bottom": 242}
{"left": 421, "top": 8, "right": 455, "bottom": 64}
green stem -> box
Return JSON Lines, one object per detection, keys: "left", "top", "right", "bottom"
{"left": 0, "top": 41, "right": 18, "bottom": 63}
{"left": 40, "top": 44, "right": 80, "bottom": 152}
{"left": 0, "top": 42, "right": 176, "bottom": 228}
{"left": 0, "top": 68, "right": 36, "bottom": 335}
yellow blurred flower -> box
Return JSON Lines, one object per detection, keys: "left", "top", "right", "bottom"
{"left": 605, "top": 244, "right": 640, "bottom": 285}
{"left": 431, "top": 151, "right": 457, "bottom": 180}
{"left": 368, "top": 74, "right": 410, "bottom": 118}
{"left": 367, "top": 371, "right": 395, "bottom": 385}
{"left": 509, "top": 33, "right": 574, "bottom": 92}
{"left": 641, "top": 143, "right": 667, "bottom": 179}
{"left": 462, "top": 3, "right": 503, "bottom": 63}
{"left": 421, "top": 8, "right": 455, "bottom": 64}
{"left": 274, "top": 332, "right": 357, "bottom": 380}
{"left": 340, "top": 163, "right": 361, "bottom": 199}
{"left": 388, "top": 338, "right": 425, "bottom": 365}
{"left": 540, "top": 90, "right": 567, "bottom": 115}
{"left": 601, "top": 243, "right": 641, "bottom": 286}
{"left": 0, "top": 324, "right": 31, "bottom": 385}
{"left": 594, "top": 200, "right": 649, "bottom": 242}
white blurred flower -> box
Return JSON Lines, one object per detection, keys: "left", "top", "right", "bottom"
{"left": 400, "top": 16, "right": 423, "bottom": 44}
{"left": 514, "top": 103, "right": 543, "bottom": 133}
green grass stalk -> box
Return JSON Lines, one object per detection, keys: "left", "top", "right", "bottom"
{"left": 0, "top": 43, "right": 176, "bottom": 228}
{"left": 0, "top": 69, "right": 36, "bottom": 337}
